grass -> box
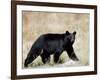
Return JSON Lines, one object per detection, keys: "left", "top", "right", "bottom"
{"left": 23, "top": 52, "right": 70, "bottom": 68}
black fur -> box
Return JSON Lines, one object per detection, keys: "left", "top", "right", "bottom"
{"left": 24, "top": 31, "right": 78, "bottom": 67}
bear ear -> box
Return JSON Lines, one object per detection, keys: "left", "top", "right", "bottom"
{"left": 73, "top": 31, "right": 76, "bottom": 35}
{"left": 66, "top": 31, "right": 70, "bottom": 35}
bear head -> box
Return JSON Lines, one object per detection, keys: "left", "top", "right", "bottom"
{"left": 64, "top": 31, "right": 76, "bottom": 45}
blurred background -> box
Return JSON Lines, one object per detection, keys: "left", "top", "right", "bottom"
{"left": 22, "top": 11, "right": 89, "bottom": 68}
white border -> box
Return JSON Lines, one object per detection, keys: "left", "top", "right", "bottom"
{"left": 17, "top": 5, "right": 94, "bottom": 75}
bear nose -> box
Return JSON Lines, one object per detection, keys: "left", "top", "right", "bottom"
{"left": 73, "top": 31, "right": 76, "bottom": 35}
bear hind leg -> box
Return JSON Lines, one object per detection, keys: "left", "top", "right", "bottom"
{"left": 24, "top": 54, "right": 35, "bottom": 67}
{"left": 41, "top": 51, "right": 50, "bottom": 64}
{"left": 24, "top": 50, "right": 40, "bottom": 67}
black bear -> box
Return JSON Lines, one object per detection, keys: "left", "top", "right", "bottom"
{"left": 24, "top": 31, "right": 79, "bottom": 67}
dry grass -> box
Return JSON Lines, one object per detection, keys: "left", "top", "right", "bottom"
{"left": 22, "top": 11, "right": 89, "bottom": 68}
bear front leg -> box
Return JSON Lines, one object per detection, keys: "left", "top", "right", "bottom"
{"left": 66, "top": 46, "right": 79, "bottom": 61}
{"left": 70, "top": 52, "right": 79, "bottom": 61}
{"left": 54, "top": 53, "right": 61, "bottom": 63}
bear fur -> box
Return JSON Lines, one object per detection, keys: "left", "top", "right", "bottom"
{"left": 24, "top": 31, "right": 79, "bottom": 67}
